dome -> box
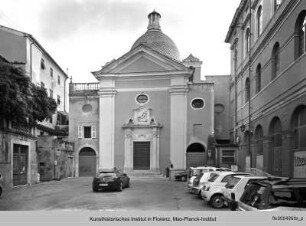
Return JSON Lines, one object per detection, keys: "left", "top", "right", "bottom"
{"left": 131, "top": 11, "right": 181, "bottom": 61}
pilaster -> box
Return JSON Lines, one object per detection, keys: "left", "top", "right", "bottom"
{"left": 98, "top": 83, "right": 117, "bottom": 169}
{"left": 169, "top": 84, "right": 189, "bottom": 169}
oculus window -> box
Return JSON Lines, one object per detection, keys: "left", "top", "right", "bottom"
{"left": 191, "top": 98, "right": 205, "bottom": 109}
{"left": 136, "top": 93, "right": 149, "bottom": 104}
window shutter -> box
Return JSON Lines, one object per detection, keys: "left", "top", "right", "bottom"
{"left": 78, "top": 125, "right": 83, "bottom": 138}
{"left": 92, "top": 126, "right": 96, "bottom": 139}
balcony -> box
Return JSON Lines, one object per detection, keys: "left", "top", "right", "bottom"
{"left": 69, "top": 83, "right": 99, "bottom": 96}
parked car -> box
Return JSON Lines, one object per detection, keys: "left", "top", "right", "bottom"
{"left": 238, "top": 178, "right": 306, "bottom": 211}
{"left": 200, "top": 172, "right": 250, "bottom": 208}
{"left": 187, "top": 167, "right": 220, "bottom": 193}
{"left": 190, "top": 171, "right": 216, "bottom": 196}
{"left": 222, "top": 175, "right": 267, "bottom": 210}
{"left": 0, "top": 173, "right": 3, "bottom": 197}
{"left": 174, "top": 170, "right": 187, "bottom": 182}
{"left": 187, "top": 167, "right": 231, "bottom": 194}
{"left": 92, "top": 169, "right": 130, "bottom": 192}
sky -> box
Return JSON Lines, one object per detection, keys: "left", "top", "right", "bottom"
{"left": 0, "top": 0, "right": 241, "bottom": 83}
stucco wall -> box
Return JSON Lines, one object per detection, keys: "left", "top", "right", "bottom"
{"left": 114, "top": 88, "right": 171, "bottom": 172}
{"left": 187, "top": 83, "right": 213, "bottom": 153}
{"left": 69, "top": 95, "right": 99, "bottom": 169}
{"left": 0, "top": 131, "right": 37, "bottom": 189}
{"left": 206, "top": 75, "right": 231, "bottom": 140}
{"left": 0, "top": 29, "right": 27, "bottom": 63}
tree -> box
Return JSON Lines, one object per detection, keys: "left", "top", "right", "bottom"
{"left": 0, "top": 59, "right": 57, "bottom": 125}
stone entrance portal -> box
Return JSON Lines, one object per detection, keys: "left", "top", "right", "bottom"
{"left": 123, "top": 106, "right": 162, "bottom": 172}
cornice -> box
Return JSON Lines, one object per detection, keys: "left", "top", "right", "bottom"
{"left": 241, "top": 13, "right": 251, "bottom": 30}
{"left": 225, "top": 0, "right": 248, "bottom": 42}
{"left": 94, "top": 70, "right": 192, "bottom": 81}
{"left": 168, "top": 85, "right": 189, "bottom": 94}
{"left": 251, "top": 0, "right": 260, "bottom": 9}
{"left": 98, "top": 88, "right": 117, "bottom": 96}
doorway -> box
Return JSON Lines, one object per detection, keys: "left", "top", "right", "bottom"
{"left": 133, "top": 142, "right": 150, "bottom": 170}
{"left": 13, "top": 144, "right": 28, "bottom": 186}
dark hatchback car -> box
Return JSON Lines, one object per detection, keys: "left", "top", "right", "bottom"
{"left": 92, "top": 169, "right": 130, "bottom": 192}
{"left": 175, "top": 171, "right": 187, "bottom": 182}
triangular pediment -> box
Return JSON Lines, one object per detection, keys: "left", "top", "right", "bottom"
{"left": 92, "top": 45, "right": 190, "bottom": 76}
{"left": 116, "top": 54, "right": 170, "bottom": 73}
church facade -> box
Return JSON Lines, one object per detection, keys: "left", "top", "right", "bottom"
{"left": 69, "top": 11, "right": 230, "bottom": 176}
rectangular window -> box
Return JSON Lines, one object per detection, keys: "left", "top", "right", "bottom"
{"left": 58, "top": 75, "right": 61, "bottom": 85}
{"left": 78, "top": 125, "right": 96, "bottom": 139}
{"left": 193, "top": 124, "right": 203, "bottom": 138}
{"left": 222, "top": 150, "right": 235, "bottom": 164}
{"left": 84, "top": 126, "right": 91, "bottom": 138}
{"left": 50, "top": 68, "right": 53, "bottom": 78}
{"left": 57, "top": 95, "right": 61, "bottom": 106}
{"left": 40, "top": 58, "right": 46, "bottom": 70}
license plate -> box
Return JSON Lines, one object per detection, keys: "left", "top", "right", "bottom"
{"left": 99, "top": 184, "right": 108, "bottom": 187}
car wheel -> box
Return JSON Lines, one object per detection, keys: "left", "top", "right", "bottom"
{"left": 181, "top": 176, "right": 186, "bottom": 182}
{"left": 92, "top": 186, "right": 98, "bottom": 192}
{"left": 118, "top": 182, "right": 123, "bottom": 192}
{"left": 210, "top": 194, "right": 224, "bottom": 209}
{"left": 197, "top": 190, "right": 203, "bottom": 199}
{"left": 126, "top": 180, "right": 130, "bottom": 188}
{"left": 229, "top": 201, "right": 238, "bottom": 211}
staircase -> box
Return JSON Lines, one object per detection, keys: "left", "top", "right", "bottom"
{"left": 126, "top": 170, "right": 164, "bottom": 178}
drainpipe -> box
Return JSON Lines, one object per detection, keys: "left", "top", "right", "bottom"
{"left": 64, "top": 76, "right": 68, "bottom": 113}
{"left": 29, "top": 39, "right": 34, "bottom": 80}
{"left": 248, "top": 0, "right": 253, "bottom": 168}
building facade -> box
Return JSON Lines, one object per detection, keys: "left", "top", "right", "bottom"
{"left": 0, "top": 25, "right": 71, "bottom": 187}
{"left": 225, "top": 0, "right": 306, "bottom": 177}
{"left": 69, "top": 11, "right": 231, "bottom": 177}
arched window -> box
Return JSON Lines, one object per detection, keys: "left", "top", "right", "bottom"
{"left": 255, "top": 125, "right": 263, "bottom": 155}
{"left": 257, "top": 6, "right": 263, "bottom": 37}
{"left": 245, "top": 78, "right": 250, "bottom": 103}
{"left": 256, "top": 64, "right": 261, "bottom": 93}
{"left": 270, "top": 117, "right": 282, "bottom": 148}
{"left": 271, "top": 42, "right": 280, "bottom": 80}
{"left": 245, "top": 28, "right": 251, "bottom": 57}
{"left": 295, "top": 11, "right": 306, "bottom": 59}
{"left": 269, "top": 117, "right": 282, "bottom": 176}
{"left": 291, "top": 105, "right": 306, "bottom": 149}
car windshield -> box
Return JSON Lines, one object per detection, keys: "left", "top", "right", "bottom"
{"left": 208, "top": 173, "right": 219, "bottom": 182}
{"left": 225, "top": 177, "right": 241, "bottom": 189}
{"left": 222, "top": 175, "right": 235, "bottom": 183}
{"left": 192, "top": 169, "right": 200, "bottom": 176}
{"left": 98, "top": 172, "right": 116, "bottom": 177}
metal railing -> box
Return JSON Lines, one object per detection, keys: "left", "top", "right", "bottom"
{"left": 70, "top": 83, "right": 99, "bottom": 92}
